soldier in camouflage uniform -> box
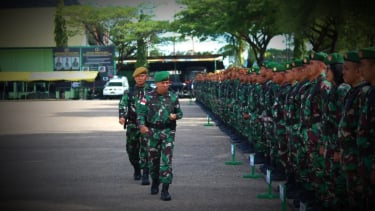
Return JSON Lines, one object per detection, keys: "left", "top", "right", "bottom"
{"left": 284, "top": 59, "right": 304, "bottom": 199}
{"left": 301, "top": 52, "right": 333, "bottom": 209}
{"left": 271, "top": 63, "right": 290, "bottom": 181}
{"left": 338, "top": 50, "right": 371, "bottom": 210}
{"left": 137, "top": 71, "right": 183, "bottom": 201}
{"left": 252, "top": 67, "right": 268, "bottom": 164}
{"left": 320, "top": 53, "right": 351, "bottom": 210}
{"left": 353, "top": 47, "right": 375, "bottom": 210}
{"left": 289, "top": 58, "right": 311, "bottom": 206}
{"left": 119, "top": 67, "right": 153, "bottom": 185}
{"left": 258, "top": 63, "right": 276, "bottom": 175}
{"left": 244, "top": 70, "right": 258, "bottom": 154}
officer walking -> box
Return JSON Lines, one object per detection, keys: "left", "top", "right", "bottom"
{"left": 119, "top": 67, "right": 153, "bottom": 185}
{"left": 137, "top": 71, "right": 183, "bottom": 201}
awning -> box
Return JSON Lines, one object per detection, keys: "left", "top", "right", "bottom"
{"left": 29, "top": 71, "right": 99, "bottom": 82}
{"left": 0, "top": 72, "right": 31, "bottom": 81}
{"left": 0, "top": 71, "right": 98, "bottom": 82}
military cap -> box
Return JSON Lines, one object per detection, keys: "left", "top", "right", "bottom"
{"left": 310, "top": 51, "right": 328, "bottom": 64}
{"left": 154, "top": 71, "right": 170, "bottom": 82}
{"left": 303, "top": 56, "right": 310, "bottom": 64}
{"left": 273, "top": 63, "right": 287, "bottom": 72}
{"left": 358, "top": 47, "right": 375, "bottom": 60}
{"left": 132, "top": 66, "right": 148, "bottom": 77}
{"left": 252, "top": 66, "right": 260, "bottom": 73}
{"left": 292, "top": 59, "right": 304, "bottom": 67}
{"left": 265, "top": 61, "right": 279, "bottom": 70}
{"left": 285, "top": 62, "right": 293, "bottom": 70}
{"left": 328, "top": 53, "right": 344, "bottom": 64}
{"left": 344, "top": 51, "right": 360, "bottom": 63}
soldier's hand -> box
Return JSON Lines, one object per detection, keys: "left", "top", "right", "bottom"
{"left": 139, "top": 125, "right": 149, "bottom": 134}
{"left": 119, "top": 117, "right": 126, "bottom": 125}
{"left": 169, "top": 113, "right": 177, "bottom": 120}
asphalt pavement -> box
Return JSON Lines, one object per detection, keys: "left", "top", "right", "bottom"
{"left": 0, "top": 99, "right": 292, "bottom": 211}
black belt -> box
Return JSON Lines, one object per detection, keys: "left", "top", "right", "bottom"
{"left": 127, "top": 119, "right": 137, "bottom": 124}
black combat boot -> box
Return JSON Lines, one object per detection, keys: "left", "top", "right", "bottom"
{"left": 270, "top": 162, "right": 286, "bottom": 181}
{"left": 133, "top": 163, "right": 141, "bottom": 180}
{"left": 150, "top": 179, "right": 160, "bottom": 195}
{"left": 254, "top": 151, "right": 265, "bottom": 164}
{"left": 160, "top": 183, "right": 171, "bottom": 201}
{"left": 141, "top": 168, "right": 150, "bottom": 185}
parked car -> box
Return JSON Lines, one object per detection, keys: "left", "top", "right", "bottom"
{"left": 146, "top": 78, "right": 156, "bottom": 89}
{"left": 102, "top": 76, "right": 129, "bottom": 99}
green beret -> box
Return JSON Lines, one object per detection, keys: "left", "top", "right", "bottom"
{"left": 310, "top": 51, "right": 328, "bottom": 64}
{"left": 285, "top": 62, "right": 292, "bottom": 70}
{"left": 252, "top": 66, "right": 260, "bottom": 73}
{"left": 132, "top": 66, "right": 148, "bottom": 77}
{"left": 344, "top": 51, "right": 360, "bottom": 63}
{"left": 292, "top": 59, "right": 303, "bottom": 67}
{"left": 154, "top": 71, "right": 170, "bottom": 82}
{"left": 358, "top": 47, "right": 375, "bottom": 60}
{"left": 273, "top": 64, "right": 287, "bottom": 72}
{"left": 265, "top": 62, "right": 278, "bottom": 70}
{"left": 303, "top": 56, "right": 310, "bottom": 64}
{"left": 328, "top": 53, "right": 344, "bottom": 64}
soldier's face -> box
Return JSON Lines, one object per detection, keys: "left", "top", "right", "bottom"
{"left": 343, "top": 62, "right": 360, "bottom": 85}
{"left": 156, "top": 80, "right": 170, "bottom": 94}
{"left": 134, "top": 74, "right": 148, "bottom": 87}
{"left": 326, "top": 68, "right": 335, "bottom": 84}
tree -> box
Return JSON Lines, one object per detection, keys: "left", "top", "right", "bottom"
{"left": 275, "top": 0, "right": 375, "bottom": 53}
{"left": 54, "top": 0, "right": 68, "bottom": 47}
{"left": 173, "top": 0, "right": 281, "bottom": 66}
{"left": 62, "top": 4, "right": 170, "bottom": 67}
{"left": 218, "top": 34, "right": 248, "bottom": 67}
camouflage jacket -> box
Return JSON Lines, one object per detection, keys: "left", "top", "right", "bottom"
{"left": 136, "top": 89, "right": 183, "bottom": 129}
{"left": 338, "top": 80, "right": 371, "bottom": 171}
{"left": 119, "top": 84, "right": 153, "bottom": 122}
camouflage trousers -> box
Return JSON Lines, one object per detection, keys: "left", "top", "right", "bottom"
{"left": 147, "top": 127, "right": 175, "bottom": 184}
{"left": 126, "top": 123, "right": 148, "bottom": 169}
{"left": 286, "top": 124, "right": 300, "bottom": 181}
{"left": 275, "top": 122, "right": 287, "bottom": 168}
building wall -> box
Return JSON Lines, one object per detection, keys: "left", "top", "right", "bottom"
{"left": 0, "top": 7, "right": 86, "bottom": 72}
{"left": 0, "top": 7, "right": 85, "bottom": 48}
{"left": 0, "top": 48, "right": 53, "bottom": 72}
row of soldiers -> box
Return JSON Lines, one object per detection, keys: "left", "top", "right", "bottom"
{"left": 193, "top": 48, "right": 375, "bottom": 211}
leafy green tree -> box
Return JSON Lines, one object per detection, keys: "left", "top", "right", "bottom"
{"left": 174, "top": 0, "right": 281, "bottom": 66}
{"left": 62, "top": 4, "right": 170, "bottom": 67}
{"left": 275, "top": 0, "right": 375, "bottom": 53}
{"left": 54, "top": 0, "right": 68, "bottom": 47}
{"left": 218, "top": 34, "right": 248, "bottom": 67}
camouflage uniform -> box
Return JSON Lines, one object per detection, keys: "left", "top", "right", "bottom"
{"left": 338, "top": 80, "right": 371, "bottom": 209}
{"left": 273, "top": 82, "right": 291, "bottom": 174}
{"left": 285, "top": 80, "right": 305, "bottom": 183}
{"left": 253, "top": 81, "right": 266, "bottom": 155}
{"left": 137, "top": 89, "right": 183, "bottom": 184}
{"left": 295, "top": 78, "right": 312, "bottom": 187}
{"left": 321, "top": 83, "right": 351, "bottom": 208}
{"left": 119, "top": 84, "right": 153, "bottom": 173}
{"left": 304, "top": 72, "right": 332, "bottom": 204}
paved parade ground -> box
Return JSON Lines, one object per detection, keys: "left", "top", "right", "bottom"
{"left": 0, "top": 99, "right": 290, "bottom": 210}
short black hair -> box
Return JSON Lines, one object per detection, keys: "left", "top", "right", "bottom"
{"left": 329, "top": 63, "right": 344, "bottom": 85}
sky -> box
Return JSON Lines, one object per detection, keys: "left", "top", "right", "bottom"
{"left": 78, "top": 0, "right": 287, "bottom": 56}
